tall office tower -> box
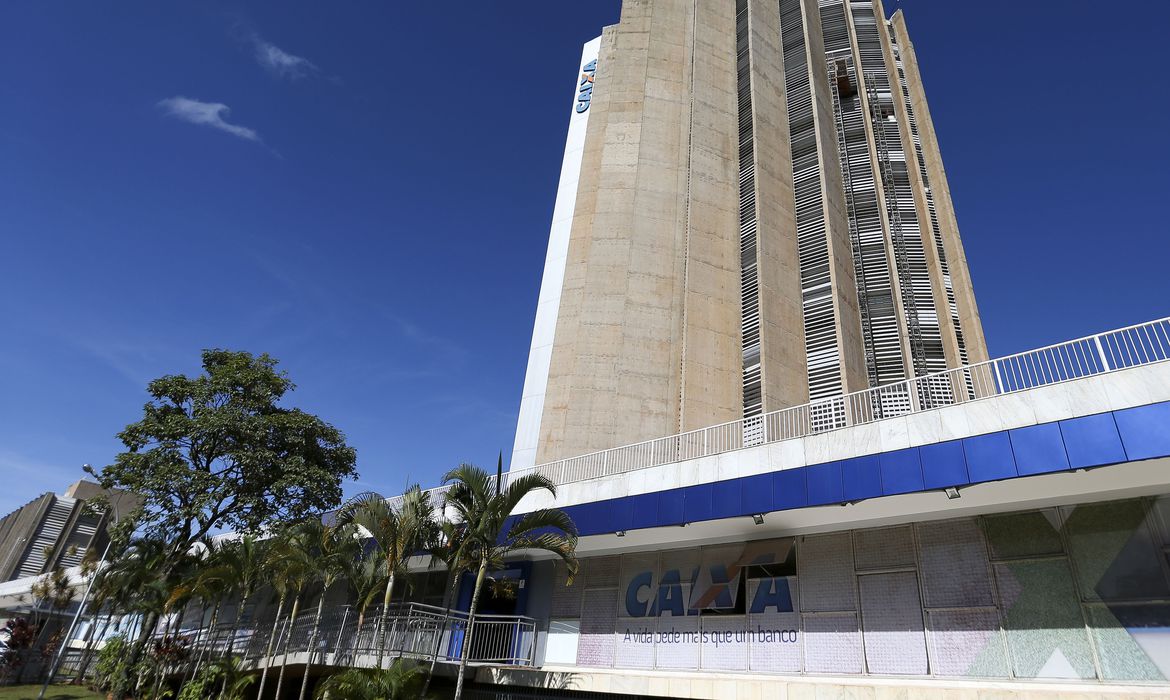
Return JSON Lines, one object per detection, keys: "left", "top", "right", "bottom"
{"left": 512, "top": 0, "right": 986, "bottom": 470}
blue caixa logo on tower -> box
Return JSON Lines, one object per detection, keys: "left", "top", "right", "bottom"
{"left": 575, "top": 59, "right": 597, "bottom": 113}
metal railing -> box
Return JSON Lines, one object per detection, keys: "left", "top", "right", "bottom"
{"left": 127, "top": 602, "right": 537, "bottom": 677}
{"left": 493, "top": 317, "right": 1170, "bottom": 488}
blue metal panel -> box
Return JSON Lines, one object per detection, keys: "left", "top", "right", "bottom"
{"left": 773, "top": 468, "right": 807, "bottom": 511}
{"left": 563, "top": 502, "right": 599, "bottom": 537}
{"left": 963, "top": 431, "right": 1017, "bottom": 483}
{"left": 879, "top": 448, "right": 924, "bottom": 495}
{"left": 629, "top": 492, "right": 660, "bottom": 531}
{"left": 806, "top": 461, "right": 844, "bottom": 505}
{"left": 919, "top": 439, "right": 969, "bottom": 489}
{"left": 712, "top": 479, "right": 742, "bottom": 519}
{"left": 683, "top": 482, "right": 713, "bottom": 523}
{"left": 1114, "top": 402, "right": 1170, "bottom": 461}
{"left": 610, "top": 497, "right": 634, "bottom": 534}
{"left": 1059, "top": 412, "right": 1127, "bottom": 468}
{"left": 657, "top": 488, "right": 685, "bottom": 527}
{"left": 1009, "top": 423, "right": 1071, "bottom": 476}
{"left": 841, "top": 455, "right": 883, "bottom": 501}
{"left": 741, "top": 473, "right": 773, "bottom": 515}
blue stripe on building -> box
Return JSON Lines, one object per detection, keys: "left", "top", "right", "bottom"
{"left": 555, "top": 401, "right": 1170, "bottom": 538}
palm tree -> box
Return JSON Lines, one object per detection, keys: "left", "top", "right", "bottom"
{"left": 255, "top": 526, "right": 307, "bottom": 700}
{"left": 419, "top": 519, "right": 470, "bottom": 700}
{"left": 269, "top": 521, "right": 317, "bottom": 700}
{"left": 205, "top": 657, "right": 258, "bottom": 700}
{"left": 334, "top": 486, "right": 436, "bottom": 668}
{"left": 170, "top": 539, "right": 232, "bottom": 684}
{"left": 441, "top": 462, "right": 579, "bottom": 700}
{"left": 314, "top": 660, "right": 426, "bottom": 700}
{"left": 344, "top": 555, "right": 387, "bottom": 650}
{"left": 297, "top": 519, "right": 361, "bottom": 700}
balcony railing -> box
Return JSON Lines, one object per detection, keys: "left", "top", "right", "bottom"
{"left": 497, "top": 317, "right": 1170, "bottom": 489}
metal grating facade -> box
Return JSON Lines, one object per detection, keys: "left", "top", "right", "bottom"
{"left": 736, "top": 0, "right": 764, "bottom": 418}
{"left": 780, "top": 0, "right": 845, "bottom": 402}
{"left": 821, "top": 0, "right": 905, "bottom": 393}
{"left": 849, "top": 1, "right": 950, "bottom": 403}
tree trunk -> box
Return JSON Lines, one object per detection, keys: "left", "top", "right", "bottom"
{"left": 225, "top": 591, "right": 248, "bottom": 657}
{"left": 124, "top": 609, "right": 159, "bottom": 699}
{"left": 191, "top": 600, "right": 221, "bottom": 683}
{"left": 183, "top": 601, "right": 208, "bottom": 686}
{"left": 420, "top": 567, "right": 459, "bottom": 700}
{"left": 255, "top": 593, "right": 286, "bottom": 700}
{"left": 296, "top": 589, "right": 327, "bottom": 700}
{"left": 392, "top": 570, "right": 416, "bottom": 663}
{"left": 375, "top": 572, "right": 395, "bottom": 668}
{"left": 213, "top": 589, "right": 254, "bottom": 700}
{"left": 452, "top": 559, "right": 487, "bottom": 700}
{"left": 273, "top": 593, "right": 301, "bottom": 700}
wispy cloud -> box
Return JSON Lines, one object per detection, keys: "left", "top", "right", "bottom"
{"left": 252, "top": 37, "right": 318, "bottom": 80}
{"left": 157, "top": 96, "right": 260, "bottom": 142}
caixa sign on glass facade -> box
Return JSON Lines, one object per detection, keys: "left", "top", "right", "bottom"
{"left": 575, "top": 60, "right": 597, "bottom": 113}
{"left": 623, "top": 542, "right": 795, "bottom": 617}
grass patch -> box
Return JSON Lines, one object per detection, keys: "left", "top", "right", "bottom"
{"left": 0, "top": 686, "right": 103, "bottom": 700}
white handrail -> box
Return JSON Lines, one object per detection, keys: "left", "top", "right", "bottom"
{"left": 497, "top": 316, "right": 1170, "bottom": 489}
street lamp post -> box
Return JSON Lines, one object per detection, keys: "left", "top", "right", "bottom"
{"left": 37, "top": 471, "right": 123, "bottom": 700}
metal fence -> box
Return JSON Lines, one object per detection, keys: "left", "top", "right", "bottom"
{"left": 131, "top": 602, "right": 536, "bottom": 677}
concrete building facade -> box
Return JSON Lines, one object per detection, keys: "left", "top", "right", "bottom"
{"left": 512, "top": 0, "right": 987, "bottom": 471}
{"left": 0, "top": 480, "right": 112, "bottom": 583}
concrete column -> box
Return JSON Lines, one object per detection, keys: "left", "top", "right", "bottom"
{"left": 747, "top": 0, "right": 810, "bottom": 410}
{"left": 890, "top": 10, "right": 988, "bottom": 364}
{"left": 802, "top": 0, "right": 869, "bottom": 395}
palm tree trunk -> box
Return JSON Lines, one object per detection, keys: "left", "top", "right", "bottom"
{"left": 149, "top": 611, "right": 183, "bottom": 700}
{"left": 375, "top": 572, "right": 395, "bottom": 668}
{"left": 182, "top": 601, "right": 208, "bottom": 685}
{"left": 191, "top": 599, "right": 221, "bottom": 682}
{"left": 255, "top": 593, "right": 286, "bottom": 700}
{"left": 225, "top": 591, "right": 248, "bottom": 657}
{"left": 420, "top": 567, "right": 459, "bottom": 699}
{"left": 452, "top": 559, "right": 487, "bottom": 700}
{"left": 273, "top": 593, "right": 301, "bottom": 700}
{"left": 296, "top": 588, "right": 327, "bottom": 700}
{"left": 75, "top": 605, "right": 113, "bottom": 683}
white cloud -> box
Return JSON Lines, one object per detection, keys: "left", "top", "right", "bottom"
{"left": 157, "top": 96, "right": 260, "bottom": 142}
{"left": 253, "top": 38, "right": 318, "bottom": 80}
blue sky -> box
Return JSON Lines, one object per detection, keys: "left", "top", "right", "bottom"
{"left": 1, "top": 1, "right": 1167, "bottom": 516}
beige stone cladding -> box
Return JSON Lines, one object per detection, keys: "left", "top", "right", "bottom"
{"left": 539, "top": 0, "right": 746, "bottom": 463}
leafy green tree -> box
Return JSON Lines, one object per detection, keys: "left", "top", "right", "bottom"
{"left": 441, "top": 463, "right": 579, "bottom": 700}
{"left": 84, "top": 350, "right": 356, "bottom": 696}
{"left": 334, "top": 486, "right": 437, "bottom": 668}
{"left": 86, "top": 349, "right": 358, "bottom": 570}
